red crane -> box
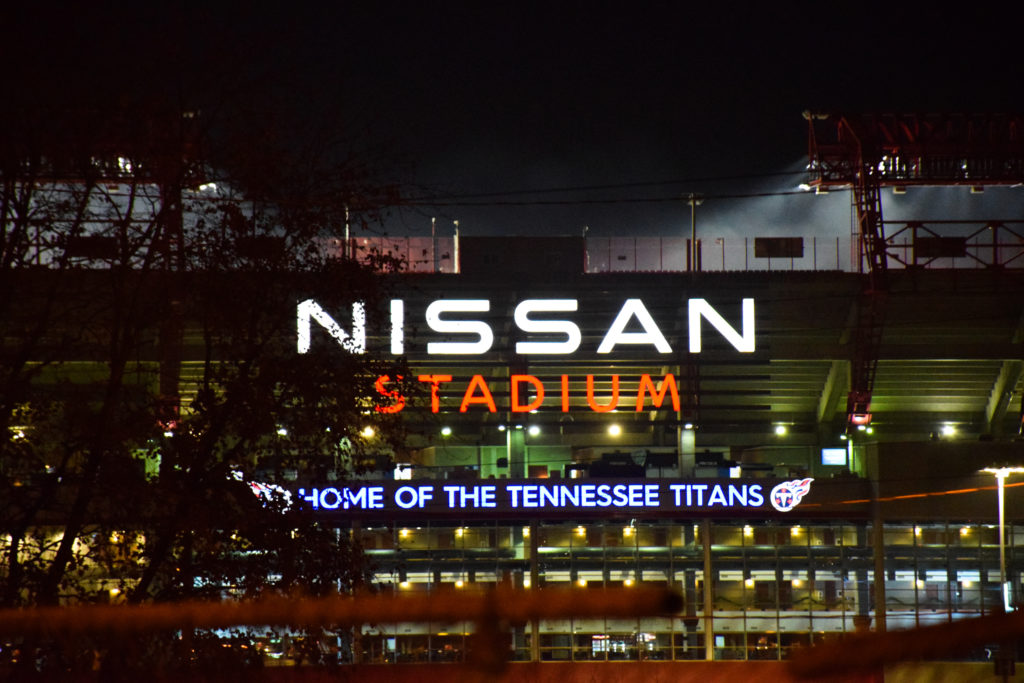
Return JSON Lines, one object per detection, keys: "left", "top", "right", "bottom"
{"left": 805, "top": 112, "right": 1024, "bottom": 432}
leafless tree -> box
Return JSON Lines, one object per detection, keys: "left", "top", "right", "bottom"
{"left": 0, "top": 18, "right": 411, "bottom": 672}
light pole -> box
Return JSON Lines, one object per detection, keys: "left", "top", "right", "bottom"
{"left": 687, "top": 193, "right": 703, "bottom": 272}
{"left": 982, "top": 466, "right": 1024, "bottom": 612}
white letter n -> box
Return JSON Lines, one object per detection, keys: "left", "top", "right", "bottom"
{"left": 296, "top": 299, "right": 365, "bottom": 353}
{"left": 688, "top": 298, "right": 755, "bottom": 353}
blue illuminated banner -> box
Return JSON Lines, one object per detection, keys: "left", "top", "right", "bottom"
{"left": 295, "top": 478, "right": 818, "bottom": 520}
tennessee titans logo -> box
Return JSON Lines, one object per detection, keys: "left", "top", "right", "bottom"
{"left": 769, "top": 478, "right": 813, "bottom": 512}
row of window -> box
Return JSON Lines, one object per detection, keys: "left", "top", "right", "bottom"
{"left": 355, "top": 521, "right": 1013, "bottom": 551}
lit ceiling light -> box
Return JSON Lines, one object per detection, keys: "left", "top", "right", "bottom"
{"left": 440, "top": 426, "right": 452, "bottom": 437}
{"left": 497, "top": 424, "right": 507, "bottom": 432}
{"left": 683, "top": 423, "right": 694, "bottom": 430}
{"left": 360, "top": 426, "right": 375, "bottom": 438}
{"left": 276, "top": 427, "right": 288, "bottom": 437}
{"left": 775, "top": 424, "right": 788, "bottom": 436}
{"left": 608, "top": 424, "right": 622, "bottom": 437}
{"left": 528, "top": 425, "right": 541, "bottom": 436}
{"left": 941, "top": 424, "right": 956, "bottom": 437}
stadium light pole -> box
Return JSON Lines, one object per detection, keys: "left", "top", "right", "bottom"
{"left": 687, "top": 193, "right": 703, "bottom": 272}
{"left": 982, "top": 466, "right": 1024, "bottom": 612}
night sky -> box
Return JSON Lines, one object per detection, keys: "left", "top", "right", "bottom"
{"left": 6, "top": 2, "right": 1024, "bottom": 237}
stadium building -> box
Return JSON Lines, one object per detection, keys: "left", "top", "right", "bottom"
{"left": 5, "top": 113, "right": 1024, "bottom": 678}
{"left": 301, "top": 227, "right": 1024, "bottom": 666}
{"left": 290, "top": 115, "right": 1024, "bottom": 671}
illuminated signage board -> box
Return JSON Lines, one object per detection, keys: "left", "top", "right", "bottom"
{"left": 372, "top": 372, "right": 688, "bottom": 414}
{"left": 821, "top": 447, "right": 848, "bottom": 467}
{"left": 295, "top": 477, "right": 814, "bottom": 520}
{"left": 296, "top": 297, "right": 756, "bottom": 356}
{"left": 297, "top": 295, "right": 755, "bottom": 414}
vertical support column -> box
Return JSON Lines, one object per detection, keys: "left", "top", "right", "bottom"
{"left": 856, "top": 524, "right": 872, "bottom": 634}
{"left": 529, "top": 520, "right": 539, "bottom": 663}
{"left": 507, "top": 428, "right": 526, "bottom": 479}
{"left": 678, "top": 426, "right": 695, "bottom": 477}
{"left": 872, "top": 516, "right": 887, "bottom": 633}
{"left": 702, "top": 519, "right": 714, "bottom": 660}
{"left": 996, "top": 471, "right": 1010, "bottom": 612}
{"left": 682, "top": 523, "right": 699, "bottom": 658}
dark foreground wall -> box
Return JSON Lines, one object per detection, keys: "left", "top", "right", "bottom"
{"left": 16, "top": 662, "right": 882, "bottom": 683}
{"left": 19, "top": 661, "right": 1018, "bottom": 682}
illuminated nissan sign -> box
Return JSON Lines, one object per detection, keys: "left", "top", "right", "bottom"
{"left": 296, "top": 297, "right": 756, "bottom": 356}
